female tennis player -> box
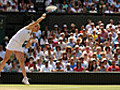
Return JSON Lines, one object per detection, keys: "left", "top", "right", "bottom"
{"left": 0, "top": 13, "right": 46, "bottom": 85}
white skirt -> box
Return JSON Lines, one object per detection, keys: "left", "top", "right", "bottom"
{"left": 6, "top": 39, "right": 23, "bottom": 52}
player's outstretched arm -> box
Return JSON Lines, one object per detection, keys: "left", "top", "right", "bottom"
{"left": 26, "top": 13, "right": 46, "bottom": 30}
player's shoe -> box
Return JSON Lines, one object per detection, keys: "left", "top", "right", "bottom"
{"left": 22, "top": 77, "right": 30, "bottom": 85}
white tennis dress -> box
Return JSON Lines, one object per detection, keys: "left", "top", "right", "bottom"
{"left": 6, "top": 26, "right": 32, "bottom": 52}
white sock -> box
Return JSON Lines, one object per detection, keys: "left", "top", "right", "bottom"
{"left": 24, "top": 77, "right": 27, "bottom": 79}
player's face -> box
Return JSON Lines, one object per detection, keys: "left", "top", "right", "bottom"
{"left": 32, "top": 24, "right": 40, "bottom": 32}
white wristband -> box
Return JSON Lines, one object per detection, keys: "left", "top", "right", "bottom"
{"left": 41, "top": 17, "right": 45, "bottom": 19}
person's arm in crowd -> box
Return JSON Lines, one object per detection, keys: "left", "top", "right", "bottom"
{"left": 26, "top": 13, "right": 46, "bottom": 30}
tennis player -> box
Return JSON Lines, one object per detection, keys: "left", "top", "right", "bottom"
{"left": 0, "top": 13, "right": 46, "bottom": 85}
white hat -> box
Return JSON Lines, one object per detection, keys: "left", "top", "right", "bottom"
{"left": 59, "top": 37, "right": 63, "bottom": 40}
{"left": 63, "top": 24, "right": 67, "bottom": 27}
{"left": 60, "top": 33, "right": 65, "bottom": 36}
{"left": 54, "top": 24, "right": 58, "bottom": 28}
{"left": 115, "top": 42, "right": 119, "bottom": 45}
{"left": 75, "top": 45, "right": 79, "bottom": 48}
{"left": 30, "top": 5, "right": 34, "bottom": 8}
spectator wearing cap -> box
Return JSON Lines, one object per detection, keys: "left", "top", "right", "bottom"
{"left": 41, "top": 59, "right": 52, "bottom": 72}
{"left": 64, "top": 63, "right": 73, "bottom": 72}
{"left": 0, "top": 45, "right": 5, "bottom": 60}
{"left": 53, "top": 60, "right": 64, "bottom": 72}
{"left": 108, "top": 60, "right": 119, "bottom": 72}
{"left": 67, "top": 36, "right": 75, "bottom": 48}
{"left": 53, "top": 24, "right": 59, "bottom": 35}
{"left": 73, "top": 60, "right": 84, "bottom": 72}
{"left": 28, "top": 5, "right": 36, "bottom": 12}
{"left": 97, "top": 60, "right": 107, "bottom": 72}
{"left": 74, "top": 45, "right": 82, "bottom": 58}
{"left": 62, "top": 24, "right": 68, "bottom": 32}
{"left": 103, "top": 58, "right": 110, "bottom": 69}
{"left": 58, "top": 37, "right": 66, "bottom": 50}
{"left": 75, "top": 38, "right": 83, "bottom": 47}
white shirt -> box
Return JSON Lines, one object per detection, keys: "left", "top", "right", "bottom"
{"left": 11, "top": 26, "right": 32, "bottom": 45}
{"left": 105, "top": 10, "right": 113, "bottom": 14}
{"left": 35, "top": 30, "right": 41, "bottom": 39}
{"left": 0, "top": 51, "right": 5, "bottom": 59}
{"left": 40, "top": 38, "right": 48, "bottom": 45}
{"left": 41, "top": 65, "right": 52, "bottom": 72}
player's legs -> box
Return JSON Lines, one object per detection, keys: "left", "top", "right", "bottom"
{"left": 14, "top": 51, "right": 29, "bottom": 85}
{"left": 0, "top": 49, "right": 13, "bottom": 72}
{"left": 14, "top": 51, "right": 27, "bottom": 77}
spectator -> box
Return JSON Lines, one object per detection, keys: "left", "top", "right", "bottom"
{"left": 64, "top": 63, "right": 73, "bottom": 72}
{"left": 0, "top": 45, "right": 5, "bottom": 60}
{"left": 9, "top": 61, "right": 19, "bottom": 72}
{"left": 28, "top": 5, "right": 36, "bottom": 12}
{"left": 41, "top": 59, "right": 52, "bottom": 72}
{"left": 73, "top": 60, "right": 84, "bottom": 72}
{"left": 108, "top": 60, "right": 119, "bottom": 71}
{"left": 53, "top": 61, "right": 64, "bottom": 72}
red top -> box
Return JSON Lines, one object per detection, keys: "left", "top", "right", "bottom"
{"left": 73, "top": 66, "right": 84, "bottom": 72}
{"left": 108, "top": 65, "right": 119, "bottom": 71}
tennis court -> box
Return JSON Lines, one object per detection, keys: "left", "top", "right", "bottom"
{"left": 0, "top": 85, "right": 120, "bottom": 90}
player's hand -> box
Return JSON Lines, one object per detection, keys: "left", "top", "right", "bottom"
{"left": 42, "top": 13, "right": 46, "bottom": 19}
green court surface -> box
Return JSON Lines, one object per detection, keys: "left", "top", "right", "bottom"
{"left": 0, "top": 85, "right": 120, "bottom": 90}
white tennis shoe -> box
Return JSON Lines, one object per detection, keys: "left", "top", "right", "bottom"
{"left": 22, "top": 77, "right": 30, "bottom": 85}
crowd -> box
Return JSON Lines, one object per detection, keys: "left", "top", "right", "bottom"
{"left": 0, "top": 19, "right": 120, "bottom": 72}
{"left": 0, "top": 0, "right": 36, "bottom": 12}
{"left": 48, "top": 0, "right": 120, "bottom": 13}
{"left": 0, "top": 0, "right": 120, "bottom": 13}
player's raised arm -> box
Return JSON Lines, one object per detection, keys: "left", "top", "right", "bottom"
{"left": 26, "top": 13, "right": 46, "bottom": 30}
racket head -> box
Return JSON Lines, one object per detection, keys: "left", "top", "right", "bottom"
{"left": 45, "top": 5, "right": 57, "bottom": 13}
